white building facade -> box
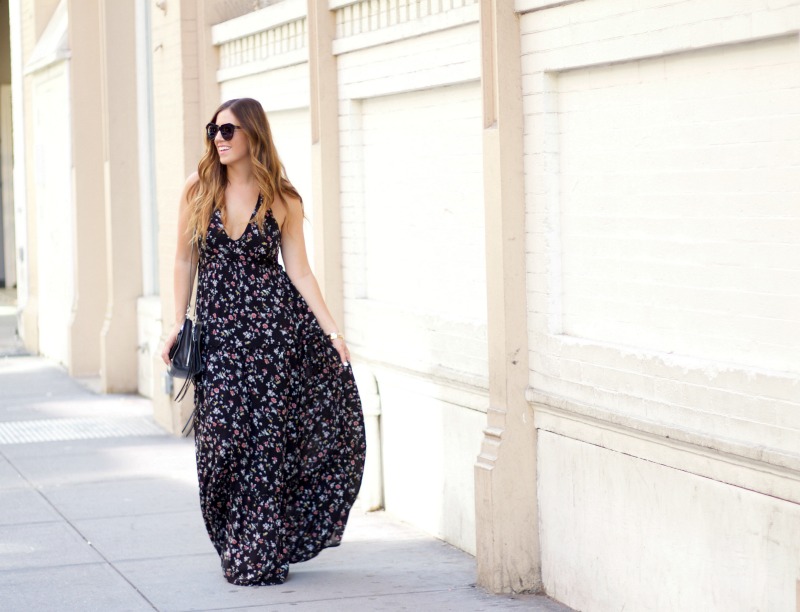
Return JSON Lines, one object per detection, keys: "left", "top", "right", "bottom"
{"left": 9, "top": 0, "right": 800, "bottom": 609}
{"left": 521, "top": 2, "right": 800, "bottom": 609}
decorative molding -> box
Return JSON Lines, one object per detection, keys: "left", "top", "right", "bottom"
{"left": 515, "top": 0, "right": 583, "bottom": 14}
{"left": 332, "top": 0, "right": 478, "bottom": 55}
{"left": 212, "top": 0, "right": 308, "bottom": 82}
{"left": 529, "top": 358, "right": 800, "bottom": 464}
{"left": 360, "top": 356, "right": 490, "bottom": 413}
{"left": 345, "top": 296, "right": 490, "bottom": 404}
{"left": 329, "top": 0, "right": 357, "bottom": 9}
{"left": 212, "top": 0, "right": 481, "bottom": 80}
{"left": 530, "top": 388, "right": 800, "bottom": 497}
{"left": 24, "top": 0, "right": 70, "bottom": 75}
{"left": 217, "top": 19, "right": 307, "bottom": 68}
{"left": 474, "top": 427, "right": 503, "bottom": 469}
{"left": 332, "top": 0, "right": 476, "bottom": 30}
{"left": 216, "top": 48, "right": 308, "bottom": 83}
{"left": 211, "top": 0, "right": 306, "bottom": 44}
{"left": 341, "top": 68, "right": 479, "bottom": 102}
{"left": 24, "top": 49, "right": 71, "bottom": 76}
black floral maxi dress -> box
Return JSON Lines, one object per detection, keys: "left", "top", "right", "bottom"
{"left": 191, "top": 199, "right": 366, "bottom": 586}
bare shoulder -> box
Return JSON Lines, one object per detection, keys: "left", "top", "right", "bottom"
{"left": 271, "top": 195, "right": 303, "bottom": 231}
{"left": 180, "top": 172, "right": 200, "bottom": 200}
{"left": 284, "top": 195, "right": 303, "bottom": 217}
{"left": 184, "top": 172, "right": 200, "bottom": 190}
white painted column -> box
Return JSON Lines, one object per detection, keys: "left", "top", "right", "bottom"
{"left": 307, "top": 0, "right": 343, "bottom": 326}
{"left": 474, "top": 0, "right": 540, "bottom": 594}
{"left": 98, "top": 0, "right": 143, "bottom": 392}
{"left": 67, "top": 0, "right": 107, "bottom": 377}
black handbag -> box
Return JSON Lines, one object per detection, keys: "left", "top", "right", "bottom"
{"left": 168, "top": 242, "right": 203, "bottom": 420}
{"left": 168, "top": 318, "right": 203, "bottom": 385}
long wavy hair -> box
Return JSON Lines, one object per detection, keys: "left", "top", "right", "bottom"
{"left": 187, "top": 98, "right": 302, "bottom": 243}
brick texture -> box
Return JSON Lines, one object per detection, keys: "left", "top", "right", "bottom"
{"left": 522, "top": 0, "right": 800, "bottom": 458}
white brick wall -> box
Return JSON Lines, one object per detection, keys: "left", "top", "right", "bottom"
{"left": 219, "top": 62, "right": 310, "bottom": 112}
{"left": 558, "top": 36, "right": 800, "bottom": 372}
{"left": 522, "top": 1, "right": 800, "bottom": 608}
{"left": 522, "top": 0, "right": 800, "bottom": 464}
{"left": 336, "top": 22, "right": 480, "bottom": 99}
{"left": 336, "top": 23, "right": 486, "bottom": 385}
{"left": 335, "top": 14, "right": 487, "bottom": 552}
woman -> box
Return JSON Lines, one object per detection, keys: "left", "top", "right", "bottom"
{"left": 161, "top": 98, "right": 366, "bottom": 586}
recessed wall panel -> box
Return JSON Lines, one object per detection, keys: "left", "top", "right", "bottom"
{"left": 556, "top": 37, "right": 800, "bottom": 373}
{"left": 359, "top": 81, "right": 487, "bottom": 380}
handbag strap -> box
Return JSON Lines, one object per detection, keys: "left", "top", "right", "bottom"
{"left": 185, "top": 236, "right": 198, "bottom": 319}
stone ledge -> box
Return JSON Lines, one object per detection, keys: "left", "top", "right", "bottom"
{"left": 530, "top": 387, "right": 800, "bottom": 504}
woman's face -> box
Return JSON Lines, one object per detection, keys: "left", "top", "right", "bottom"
{"left": 213, "top": 108, "right": 248, "bottom": 166}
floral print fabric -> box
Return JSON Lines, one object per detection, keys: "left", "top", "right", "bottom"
{"left": 192, "top": 200, "right": 366, "bottom": 585}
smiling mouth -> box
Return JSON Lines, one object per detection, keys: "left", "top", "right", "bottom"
{"left": 218, "top": 146, "right": 231, "bottom": 153}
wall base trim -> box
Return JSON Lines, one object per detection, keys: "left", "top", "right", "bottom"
{"left": 531, "top": 388, "right": 800, "bottom": 505}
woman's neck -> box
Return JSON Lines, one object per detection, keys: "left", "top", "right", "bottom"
{"left": 224, "top": 159, "right": 255, "bottom": 188}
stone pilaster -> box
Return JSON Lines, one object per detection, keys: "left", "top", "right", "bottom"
{"left": 67, "top": 0, "right": 107, "bottom": 377}
{"left": 474, "top": 0, "right": 540, "bottom": 594}
{"left": 97, "top": 0, "right": 143, "bottom": 392}
{"left": 307, "top": 0, "right": 343, "bottom": 327}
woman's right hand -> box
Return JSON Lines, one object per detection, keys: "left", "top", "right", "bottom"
{"left": 161, "top": 322, "right": 184, "bottom": 366}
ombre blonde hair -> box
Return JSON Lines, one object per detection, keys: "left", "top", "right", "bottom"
{"left": 187, "top": 98, "right": 302, "bottom": 243}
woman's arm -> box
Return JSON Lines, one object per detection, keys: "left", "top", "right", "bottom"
{"left": 279, "top": 196, "right": 350, "bottom": 365}
{"left": 161, "top": 173, "right": 200, "bottom": 365}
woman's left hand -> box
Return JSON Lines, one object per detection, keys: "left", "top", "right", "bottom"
{"left": 331, "top": 337, "right": 350, "bottom": 366}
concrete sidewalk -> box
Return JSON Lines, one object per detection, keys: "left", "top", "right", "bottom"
{"left": 0, "top": 301, "right": 570, "bottom": 612}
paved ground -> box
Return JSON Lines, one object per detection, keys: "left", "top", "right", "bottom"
{"left": 0, "top": 291, "right": 571, "bottom": 612}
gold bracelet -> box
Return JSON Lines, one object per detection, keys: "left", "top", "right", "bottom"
{"left": 328, "top": 331, "right": 345, "bottom": 341}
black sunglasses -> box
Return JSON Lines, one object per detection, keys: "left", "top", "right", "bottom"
{"left": 206, "top": 122, "right": 242, "bottom": 141}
